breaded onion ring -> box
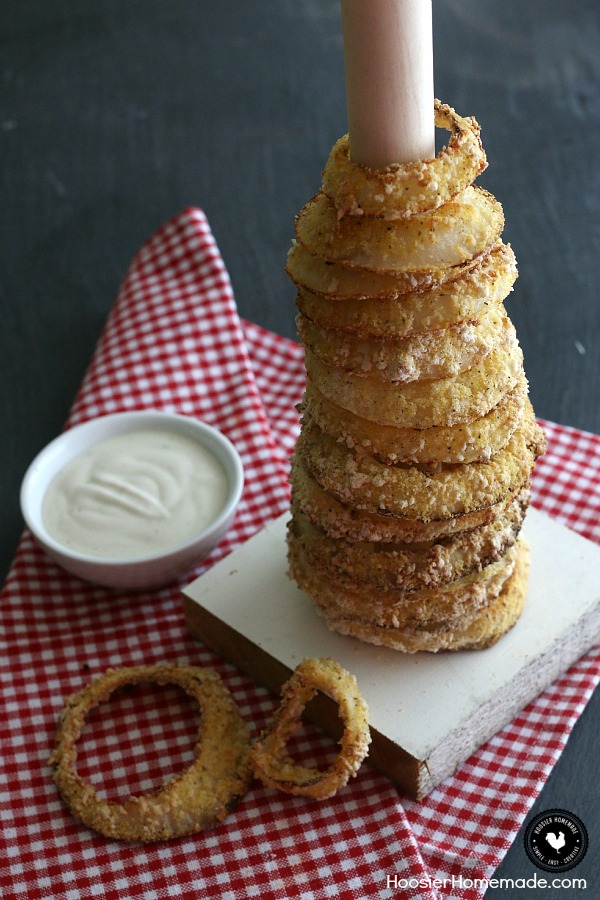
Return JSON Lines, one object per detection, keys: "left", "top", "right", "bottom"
{"left": 251, "top": 657, "right": 370, "bottom": 799}
{"left": 302, "top": 376, "right": 528, "bottom": 466}
{"left": 49, "top": 664, "right": 252, "bottom": 842}
{"left": 292, "top": 242, "right": 516, "bottom": 335}
{"left": 322, "top": 100, "right": 487, "bottom": 219}
{"left": 295, "top": 187, "right": 503, "bottom": 274}
{"left": 290, "top": 540, "right": 518, "bottom": 632}
{"left": 296, "top": 406, "right": 544, "bottom": 522}
{"left": 304, "top": 325, "right": 522, "bottom": 429}
{"left": 291, "top": 454, "right": 532, "bottom": 545}
{"left": 308, "top": 542, "right": 529, "bottom": 654}
{"left": 289, "top": 491, "right": 527, "bottom": 592}
{"left": 297, "top": 306, "right": 507, "bottom": 384}
{"left": 286, "top": 240, "right": 482, "bottom": 298}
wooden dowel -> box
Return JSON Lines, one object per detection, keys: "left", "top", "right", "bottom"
{"left": 341, "top": 0, "right": 435, "bottom": 169}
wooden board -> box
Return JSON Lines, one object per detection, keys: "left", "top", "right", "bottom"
{"left": 182, "top": 507, "right": 600, "bottom": 799}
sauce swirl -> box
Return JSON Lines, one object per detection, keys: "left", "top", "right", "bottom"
{"left": 42, "top": 428, "right": 229, "bottom": 559}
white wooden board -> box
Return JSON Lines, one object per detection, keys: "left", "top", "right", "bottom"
{"left": 182, "top": 507, "right": 600, "bottom": 798}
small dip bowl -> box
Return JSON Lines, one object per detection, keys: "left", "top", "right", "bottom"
{"left": 20, "top": 411, "right": 244, "bottom": 590}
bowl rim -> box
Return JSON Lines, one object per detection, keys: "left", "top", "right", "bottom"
{"left": 19, "top": 409, "right": 245, "bottom": 568}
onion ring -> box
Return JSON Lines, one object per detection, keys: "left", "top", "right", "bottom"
{"left": 321, "top": 100, "right": 487, "bottom": 219}
{"left": 49, "top": 663, "right": 252, "bottom": 842}
{"left": 291, "top": 453, "right": 532, "bottom": 545}
{"left": 311, "top": 541, "right": 529, "bottom": 653}
{"left": 297, "top": 306, "right": 507, "bottom": 384}
{"left": 302, "top": 375, "right": 528, "bottom": 466}
{"left": 292, "top": 241, "right": 516, "bottom": 335}
{"left": 251, "top": 657, "right": 370, "bottom": 799}
{"left": 304, "top": 326, "right": 522, "bottom": 429}
{"left": 295, "top": 187, "right": 503, "bottom": 274}
{"left": 296, "top": 406, "right": 544, "bottom": 522}
{"left": 289, "top": 491, "right": 527, "bottom": 593}
{"left": 289, "top": 539, "right": 518, "bottom": 632}
{"left": 286, "top": 239, "right": 483, "bottom": 297}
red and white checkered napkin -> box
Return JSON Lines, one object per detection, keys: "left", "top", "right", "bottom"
{"left": 1, "top": 208, "right": 599, "bottom": 900}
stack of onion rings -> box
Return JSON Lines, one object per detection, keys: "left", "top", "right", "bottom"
{"left": 286, "top": 100, "right": 546, "bottom": 652}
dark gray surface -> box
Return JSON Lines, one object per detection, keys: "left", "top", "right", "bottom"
{"left": 2, "top": 1, "right": 599, "bottom": 894}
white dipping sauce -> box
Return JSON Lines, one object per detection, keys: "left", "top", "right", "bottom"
{"left": 42, "top": 428, "right": 229, "bottom": 559}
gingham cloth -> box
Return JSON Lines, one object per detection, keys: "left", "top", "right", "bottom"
{"left": 1, "top": 209, "right": 599, "bottom": 900}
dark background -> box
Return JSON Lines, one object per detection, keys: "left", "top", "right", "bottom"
{"left": 2, "top": 1, "right": 599, "bottom": 894}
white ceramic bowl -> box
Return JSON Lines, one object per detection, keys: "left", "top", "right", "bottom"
{"left": 20, "top": 411, "right": 244, "bottom": 590}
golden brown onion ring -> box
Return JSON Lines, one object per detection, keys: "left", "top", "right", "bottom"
{"left": 286, "top": 240, "right": 482, "bottom": 298}
{"left": 49, "top": 664, "right": 252, "bottom": 842}
{"left": 296, "top": 405, "right": 544, "bottom": 522}
{"left": 295, "top": 187, "right": 503, "bottom": 274}
{"left": 293, "top": 242, "right": 516, "bottom": 337}
{"left": 307, "top": 541, "right": 529, "bottom": 653}
{"left": 301, "top": 375, "right": 528, "bottom": 465}
{"left": 251, "top": 657, "right": 370, "bottom": 799}
{"left": 289, "top": 492, "right": 527, "bottom": 593}
{"left": 322, "top": 100, "right": 487, "bottom": 219}
{"left": 291, "top": 453, "right": 532, "bottom": 544}
{"left": 289, "top": 538, "right": 517, "bottom": 632}
{"left": 304, "top": 324, "right": 522, "bottom": 429}
{"left": 297, "top": 307, "right": 507, "bottom": 384}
